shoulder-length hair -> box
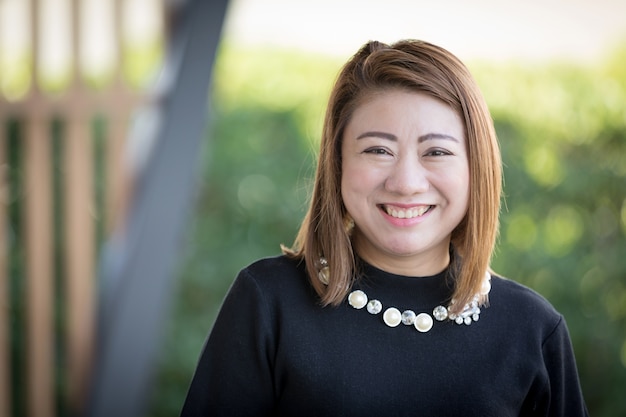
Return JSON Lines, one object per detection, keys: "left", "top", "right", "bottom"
{"left": 283, "top": 39, "right": 502, "bottom": 313}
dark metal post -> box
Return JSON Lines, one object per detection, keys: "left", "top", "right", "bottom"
{"left": 83, "top": 0, "right": 229, "bottom": 416}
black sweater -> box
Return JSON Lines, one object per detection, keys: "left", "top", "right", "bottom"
{"left": 181, "top": 256, "right": 588, "bottom": 416}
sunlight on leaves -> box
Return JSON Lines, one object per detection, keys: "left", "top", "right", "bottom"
{"left": 543, "top": 205, "right": 584, "bottom": 257}
{"left": 505, "top": 211, "right": 537, "bottom": 250}
{"left": 213, "top": 44, "right": 339, "bottom": 142}
{"left": 604, "top": 282, "right": 626, "bottom": 321}
{"left": 523, "top": 145, "right": 564, "bottom": 187}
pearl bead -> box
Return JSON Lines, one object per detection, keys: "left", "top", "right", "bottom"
{"left": 367, "top": 299, "right": 382, "bottom": 315}
{"left": 383, "top": 308, "right": 402, "bottom": 327}
{"left": 414, "top": 313, "right": 433, "bottom": 332}
{"left": 401, "top": 310, "right": 416, "bottom": 325}
{"left": 348, "top": 290, "right": 368, "bottom": 309}
{"left": 432, "top": 305, "right": 448, "bottom": 321}
{"left": 480, "top": 274, "right": 492, "bottom": 295}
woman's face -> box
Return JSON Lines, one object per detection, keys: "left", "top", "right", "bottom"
{"left": 341, "top": 89, "right": 469, "bottom": 276}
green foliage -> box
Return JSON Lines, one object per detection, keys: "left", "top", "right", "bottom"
{"left": 213, "top": 43, "right": 339, "bottom": 141}
{"left": 149, "top": 43, "right": 626, "bottom": 416}
{"left": 476, "top": 51, "right": 626, "bottom": 415}
{"left": 149, "top": 105, "right": 315, "bottom": 416}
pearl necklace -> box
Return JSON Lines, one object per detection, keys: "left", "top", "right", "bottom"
{"left": 347, "top": 271, "right": 492, "bottom": 333}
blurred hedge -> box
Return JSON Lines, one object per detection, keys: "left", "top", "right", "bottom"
{"left": 149, "top": 43, "right": 626, "bottom": 416}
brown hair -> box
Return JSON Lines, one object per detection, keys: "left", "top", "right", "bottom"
{"left": 283, "top": 39, "right": 502, "bottom": 312}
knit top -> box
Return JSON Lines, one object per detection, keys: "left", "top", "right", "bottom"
{"left": 180, "top": 255, "right": 588, "bottom": 417}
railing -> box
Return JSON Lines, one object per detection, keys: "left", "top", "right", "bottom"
{"left": 0, "top": 1, "right": 164, "bottom": 416}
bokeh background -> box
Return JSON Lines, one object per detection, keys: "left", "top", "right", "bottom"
{"left": 2, "top": 0, "right": 625, "bottom": 416}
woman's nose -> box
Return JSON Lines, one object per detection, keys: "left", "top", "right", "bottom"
{"left": 384, "top": 156, "right": 430, "bottom": 195}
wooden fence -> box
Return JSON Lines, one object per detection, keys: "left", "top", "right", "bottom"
{"left": 0, "top": 1, "right": 164, "bottom": 416}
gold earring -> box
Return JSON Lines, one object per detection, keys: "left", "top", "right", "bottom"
{"left": 344, "top": 213, "right": 355, "bottom": 235}
{"left": 315, "top": 257, "right": 330, "bottom": 285}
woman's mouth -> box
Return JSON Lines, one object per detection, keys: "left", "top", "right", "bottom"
{"left": 380, "top": 204, "right": 434, "bottom": 219}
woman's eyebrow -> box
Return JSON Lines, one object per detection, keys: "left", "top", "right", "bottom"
{"left": 418, "top": 133, "right": 460, "bottom": 143}
{"left": 356, "top": 131, "right": 397, "bottom": 141}
{"left": 356, "top": 131, "right": 459, "bottom": 143}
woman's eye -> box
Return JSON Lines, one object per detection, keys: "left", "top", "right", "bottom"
{"left": 364, "top": 147, "right": 391, "bottom": 156}
{"left": 425, "top": 148, "right": 451, "bottom": 157}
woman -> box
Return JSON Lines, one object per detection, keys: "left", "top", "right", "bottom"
{"left": 180, "top": 40, "right": 588, "bottom": 416}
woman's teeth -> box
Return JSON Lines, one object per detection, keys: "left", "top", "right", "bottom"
{"left": 383, "top": 205, "right": 431, "bottom": 219}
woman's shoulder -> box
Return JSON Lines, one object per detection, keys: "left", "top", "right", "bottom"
{"left": 236, "top": 254, "right": 310, "bottom": 292}
{"left": 489, "top": 273, "right": 562, "bottom": 327}
{"left": 242, "top": 254, "right": 305, "bottom": 278}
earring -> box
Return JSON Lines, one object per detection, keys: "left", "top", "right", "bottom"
{"left": 315, "top": 257, "right": 330, "bottom": 285}
{"left": 343, "top": 213, "right": 355, "bottom": 236}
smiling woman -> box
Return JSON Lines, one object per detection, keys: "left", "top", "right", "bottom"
{"left": 180, "top": 39, "right": 589, "bottom": 417}
{"left": 287, "top": 40, "right": 503, "bottom": 313}
{"left": 341, "top": 90, "right": 469, "bottom": 277}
